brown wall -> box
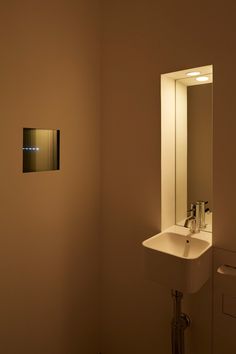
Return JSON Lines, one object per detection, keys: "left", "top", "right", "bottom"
{"left": 2, "top": 1, "right": 236, "bottom": 353}
{"left": 187, "top": 84, "right": 213, "bottom": 211}
{"left": 0, "top": 1, "right": 100, "bottom": 353}
{"left": 101, "top": 1, "right": 236, "bottom": 353}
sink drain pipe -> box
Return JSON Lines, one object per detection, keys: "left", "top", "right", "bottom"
{"left": 171, "top": 290, "right": 190, "bottom": 354}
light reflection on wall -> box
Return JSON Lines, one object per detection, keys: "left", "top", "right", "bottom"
{"left": 23, "top": 128, "right": 60, "bottom": 173}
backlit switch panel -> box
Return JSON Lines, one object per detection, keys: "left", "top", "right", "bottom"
{"left": 23, "top": 128, "right": 60, "bottom": 173}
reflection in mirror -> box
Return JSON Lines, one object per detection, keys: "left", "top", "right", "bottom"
{"left": 175, "top": 66, "right": 213, "bottom": 232}
{"left": 187, "top": 85, "right": 212, "bottom": 216}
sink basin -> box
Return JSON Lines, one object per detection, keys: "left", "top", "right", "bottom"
{"left": 142, "top": 225, "right": 212, "bottom": 293}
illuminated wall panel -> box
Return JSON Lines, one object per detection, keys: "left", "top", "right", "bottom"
{"left": 23, "top": 128, "right": 60, "bottom": 173}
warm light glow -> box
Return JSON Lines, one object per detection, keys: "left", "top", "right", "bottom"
{"left": 196, "top": 76, "right": 209, "bottom": 82}
{"left": 186, "top": 71, "right": 200, "bottom": 77}
{"left": 22, "top": 147, "right": 40, "bottom": 151}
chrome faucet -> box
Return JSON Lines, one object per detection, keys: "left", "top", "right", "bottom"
{"left": 184, "top": 201, "right": 208, "bottom": 233}
{"left": 184, "top": 203, "right": 198, "bottom": 232}
{"left": 184, "top": 214, "right": 198, "bottom": 233}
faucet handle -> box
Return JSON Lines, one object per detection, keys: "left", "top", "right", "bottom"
{"left": 187, "top": 203, "right": 196, "bottom": 217}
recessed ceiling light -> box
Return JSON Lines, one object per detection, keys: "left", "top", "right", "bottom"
{"left": 186, "top": 71, "right": 201, "bottom": 77}
{"left": 196, "top": 76, "right": 209, "bottom": 82}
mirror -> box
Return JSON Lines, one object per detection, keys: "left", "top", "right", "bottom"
{"left": 175, "top": 67, "right": 213, "bottom": 232}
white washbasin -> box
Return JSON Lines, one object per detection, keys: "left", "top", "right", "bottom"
{"left": 142, "top": 225, "right": 212, "bottom": 293}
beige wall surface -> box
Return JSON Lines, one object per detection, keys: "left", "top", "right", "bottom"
{"left": 213, "top": 248, "right": 236, "bottom": 354}
{"left": 2, "top": 1, "right": 236, "bottom": 353}
{"left": 0, "top": 1, "right": 100, "bottom": 353}
{"left": 161, "top": 76, "right": 175, "bottom": 230}
{"left": 101, "top": 0, "right": 236, "bottom": 353}
{"left": 176, "top": 81, "right": 187, "bottom": 224}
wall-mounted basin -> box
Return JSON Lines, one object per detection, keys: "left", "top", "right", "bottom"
{"left": 142, "top": 225, "right": 212, "bottom": 293}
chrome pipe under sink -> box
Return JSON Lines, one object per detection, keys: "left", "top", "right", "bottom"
{"left": 171, "top": 290, "right": 190, "bottom": 354}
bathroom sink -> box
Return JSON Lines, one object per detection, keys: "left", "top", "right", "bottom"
{"left": 142, "top": 225, "right": 212, "bottom": 293}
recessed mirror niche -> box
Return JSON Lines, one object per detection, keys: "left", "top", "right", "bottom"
{"left": 23, "top": 128, "right": 60, "bottom": 173}
{"left": 161, "top": 65, "right": 213, "bottom": 233}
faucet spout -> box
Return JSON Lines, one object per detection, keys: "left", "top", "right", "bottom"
{"left": 184, "top": 216, "right": 198, "bottom": 233}
{"left": 184, "top": 215, "right": 193, "bottom": 228}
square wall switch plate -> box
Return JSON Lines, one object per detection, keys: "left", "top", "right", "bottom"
{"left": 23, "top": 128, "right": 60, "bottom": 173}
